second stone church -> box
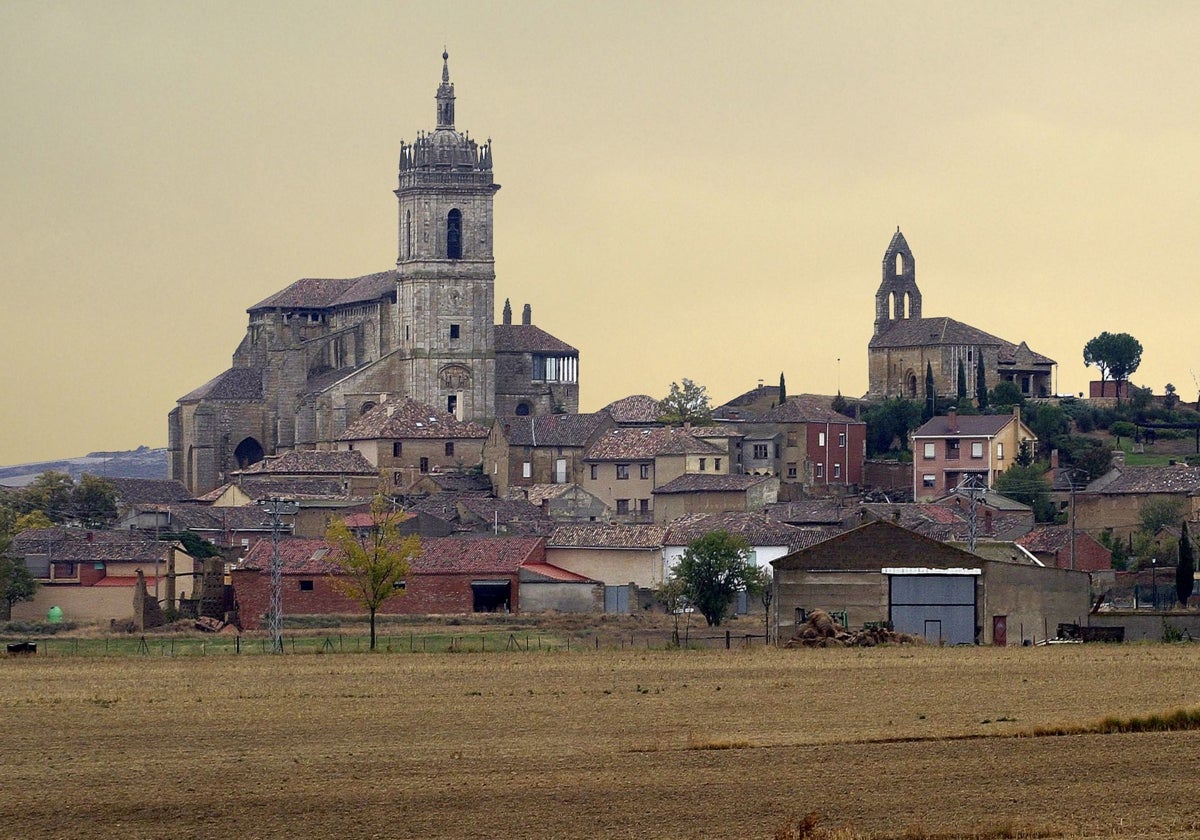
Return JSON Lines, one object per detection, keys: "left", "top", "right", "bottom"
{"left": 169, "top": 53, "right": 578, "bottom": 494}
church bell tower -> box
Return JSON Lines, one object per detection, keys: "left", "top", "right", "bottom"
{"left": 395, "top": 51, "right": 499, "bottom": 421}
{"left": 874, "top": 227, "right": 922, "bottom": 336}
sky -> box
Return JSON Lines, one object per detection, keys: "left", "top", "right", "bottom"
{"left": 2, "top": 1, "right": 1199, "bottom": 466}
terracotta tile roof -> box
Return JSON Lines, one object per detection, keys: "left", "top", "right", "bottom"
{"left": 340, "top": 399, "right": 489, "bottom": 441}
{"left": 761, "top": 394, "right": 862, "bottom": 425}
{"left": 857, "top": 502, "right": 1032, "bottom": 542}
{"left": 653, "top": 474, "right": 772, "bottom": 494}
{"left": 493, "top": 324, "right": 577, "bottom": 354}
{"left": 125, "top": 503, "right": 276, "bottom": 532}
{"left": 406, "top": 493, "right": 552, "bottom": 536}
{"left": 870, "top": 317, "right": 1055, "bottom": 366}
{"left": 231, "top": 476, "right": 365, "bottom": 500}
{"left": 519, "top": 562, "right": 597, "bottom": 583}
{"left": 415, "top": 536, "right": 545, "bottom": 574}
{"left": 547, "top": 524, "right": 668, "bottom": 549}
{"left": 503, "top": 413, "right": 612, "bottom": 448}
{"left": 235, "top": 450, "right": 376, "bottom": 476}
{"left": 106, "top": 477, "right": 194, "bottom": 505}
{"left": 237, "top": 538, "right": 336, "bottom": 574}
{"left": 586, "top": 427, "right": 724, "bottom": 460}
{"left": 601, "top": 394, "right": 664, "bottom": 425}
{"left": 179, "top": 367, "right": 264, "bottom": 402}
{"left": 912, "top": 414, "right": 1015, "bottom": 438}
{"left": 247, "top": 271, "right": 398, "bottom": 311}
{"left": 1016, "top": 525, "right": 1073, "bottom": 553}
{"left": 523, "top": 484, "right": 575, "bottom": 506}
{"left": 664, "top": 512, "right": 812, "bottom": 550}
{"left": 692, "top": 424, "right": 745, "bottom": 441}
{"left": 13, "top": 528, "right": 177, "bottom": 563}
{"left": 1087, "top": 465, "right": 1200, "bottom": 495}
{"left": 415, "top": 473, "right": 493, "bottom": 494}
{"left": 764, "top": 500, "right": 846, "bottom": 525}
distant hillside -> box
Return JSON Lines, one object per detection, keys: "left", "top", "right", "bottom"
{"left": 0, "top": 446, "right": 168, "bottom": 487}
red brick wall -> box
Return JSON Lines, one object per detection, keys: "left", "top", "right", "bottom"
{"left": 231, "top": 569, "right": 519, "bottom": 628}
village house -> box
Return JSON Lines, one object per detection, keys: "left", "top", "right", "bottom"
{"left": 483, "top": 412, "right": 615, "bottom": 498}
{"left": 12, "top": 527, "right": 197, "bottom": 624}
{"left": 1073, "top": 463, "right": 1200, "bottom": 538}
{"left": 1016, "top": 525, "right": 1112, "bottom": 572}
{"left": 652, "top": 474, "right": 779, "bottom": 523}
{"left": 334, "top": 398, "right": 489, "bottom": 492}
{"left": 545, "top": 523, "right": 669, "bottom": 605}
{"left": 910, "top": 407, "right": 1036, "bottom": 501}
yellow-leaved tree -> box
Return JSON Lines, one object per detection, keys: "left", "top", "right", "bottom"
{"left": 325, "top": 495, "right": 421, "bottom": 650}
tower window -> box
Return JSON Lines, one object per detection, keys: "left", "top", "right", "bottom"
{"left": 515, "top": 403, "right": 530, "bottom": 416}
{"left": 405, "top": 210, "right": 412, "bottom": 259}
{"left": 447, "top": 209, "right": 462, "bottom": 259}
{"left": 449, "top": 324, "right": 460, "bottom": 340}
{"left": 447, "top": 395, "right": 458, "bottom": 415}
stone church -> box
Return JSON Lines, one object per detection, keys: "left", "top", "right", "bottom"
{"left": 867, "top": 229, "right": 1054, "bottom": 401}
{"left": 170, "top": 53, "right": 579, "bottom": 494}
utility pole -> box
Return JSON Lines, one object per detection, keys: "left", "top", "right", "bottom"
{"left": 1064, "top": 468, "right": 1086, "bottom": 572}
{"left": 260, "top": 497, "right": 298, "bottom": 653}
{"left": 956, "top": 473, "right": 987, "bottom": 553}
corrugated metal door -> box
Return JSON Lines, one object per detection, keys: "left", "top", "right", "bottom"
{"left": 604, "top": 585, "right": 630, "bottom": 614}
{"left": 889, "top": 574, "right": 976, "bottom": 645}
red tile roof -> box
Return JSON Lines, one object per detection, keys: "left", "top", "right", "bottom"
{"left": 586, "top": 427, "right": 724, "bottom": 460}
{"left": 234, "top": 450, "right": 376, "bottom": 476}
{"left": 340, "top": 399, "right": 489, "bottom": 441}
{"left": 653, "top": 474, "right": 773, "bottom": 494}
{"left": 493, "top": 324, "right": 577, "bottom": 354}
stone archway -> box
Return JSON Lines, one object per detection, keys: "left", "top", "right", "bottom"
{"left": 234, "top": 437, "right": 265, "bottom": 469}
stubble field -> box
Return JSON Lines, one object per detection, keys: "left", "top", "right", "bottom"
{"left": 2, "top": 643, "right": 1199, "bottom": 840}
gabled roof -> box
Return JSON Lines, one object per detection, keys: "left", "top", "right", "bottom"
{"left": 1085, "top": 464, "right": 1200, "bottom": 495}
{"left": 501, "top": 413, "right": 612, "bottom": 448}
{"left": 601, "top": 394, "right": 664, "bottom": 425}
{"left": 227, "top": 476, "right": 368, "bottom": 500}
{"left": 179, "top": 367, "right": 264, "bottom": 402}
{"left": 237, "top": 534, "right": 547, "bottom": 576}
{"left": 869, "top": 316, "right": 1055, "bottom": 365}
{"left": 912, "top": 413, "right": 1016, "bottom": 438}
{"left": 247, "top": 271, "right": 398, "bottom": 312}
{"left": 761, "top": 394, "right": 862, "bottom": 425}
{"left": 547, "top": 524, "right": 668, "bottom": 549}
{"left": 234, "top": 450, "right": 376, "bottom": 476}
{"left": 664, "top": 512, "right": 811, "bottom": 551}
{"left": 13, "top": 527, "right": 179, "bottom": 563}
{"left": 493, "top": 324, "right": 577, "bottom": 354}
{"left": 106, "top": 477, "right": 194, "bottom": 506}
{"left": 773, "top": 519, "right": 983, "bottom": 571}
{"left": 764, "top": 500, "right": 846, "bottom": 526}
{"left": 586, "top": 427, "right": 724, "bottom": 461}
{"left": 519, "top": 563, "right": 597, "bottom": 583}
{"left": 653, "top": 474, "right": 773, "bottom": 494}
{"left": 340, "top": 399, "right": 489, "bottom": 441}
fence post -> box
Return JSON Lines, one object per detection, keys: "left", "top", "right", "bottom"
{"left": 725, "top": 630, "right": 731, "bottom": 650}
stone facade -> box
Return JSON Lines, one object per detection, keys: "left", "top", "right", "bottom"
{"left": 867, "top": 229, "right": 1054, "bottom": 401}
{"left": 170, "top": 53, "right": 578, "bottom": 494}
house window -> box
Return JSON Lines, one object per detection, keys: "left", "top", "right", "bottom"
{"left": 787, "top": 462, "right": 797, "bottom": 478}
{"left": 699, "top": 458, "right": 707, "bottom": 471}
{"left": 522, "top": 461, "right": 532, "bottom": 478}
{"left": 838, "top": 433, "right": 846, "bottom": 447}
{"left": 946, "top": 440, "right": 960, "bottom": 460}
{"left": 996, "top": 443, "right": 1005, "bottom": 460}
{"left": 714, "top": 458, "right": 721, "bottom": 471}
{"left": 753, "top": 444, "right": 769, "bottom": 460}
{"left": 833, "top": 464, "right": 842, "bottom": 479}
{"left": 590, "top": 464, "right": 598, "bottom": 480}
{"left": 299, "top": 580, "right": 314, "bottom": 592}
{"left": 616, "top": 499, "right": 630, "bottom": 515}
{"left": 616, "top": 464, "right": 630, "bottom": 480}
{"left": 445, "top": 442, "right": 455, "bottom": 456}
{"left": 639, "top": 464, "right": 650, "bottom": 480}
{"left": 446, "top": 209, "right": 462, "bottom": 259}
{"left": 639, "top": 499, "right": 650, "bottom": 513}
{"left": 420, "top": 457, "right": 430, "bottom": 473}
{"left": 449, "top": 324, "right": 460, "bottom": 340}
{"left": 923, "top": 474, "right": 936, "bottom": 487}
{"left": 971, "top": 442, "right": 983, "bottom": 459}
{"left": 818, "top": 432, "right": 826, "bottom": 446}
{"left": 393, "top": 442, "right": 402, "bottom": 457}
{"left": 923, "top": 442, "right": 935, "bottom": 459}
{"left": 554, "top": 458, "right": 567, "bottom": 483}
{"left": 815, "top": 463, "right": 825, "bottom": 478}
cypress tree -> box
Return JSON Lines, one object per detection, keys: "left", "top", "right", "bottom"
{"left": 957, "top": 358, "right": 967, "bottom": 402}
{"left": 1178, "top": 521, "right": 1195, "bottom": 607}
{"left": 778, "top": 371, "right": 787, "bottom": 404}
{"left": 975, "top": 349, "right": 988, "bottom": 410}
{"left": 923, "top": 361, "right": 936, "bottom": 422}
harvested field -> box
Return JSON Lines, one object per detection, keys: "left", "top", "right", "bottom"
{"left": 2, "top": 644, "right": 1199, "bottom": 839}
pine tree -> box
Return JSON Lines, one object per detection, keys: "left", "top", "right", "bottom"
{"left": 1178, "top": 521, "right": 1195, "bottom": 608}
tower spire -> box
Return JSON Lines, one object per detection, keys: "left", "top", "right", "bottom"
{"left": 436, "top": 49, "right": 455, "bottom": 129}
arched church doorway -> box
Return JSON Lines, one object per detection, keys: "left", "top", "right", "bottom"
{"left": 234, "top": 437, "right": 265, "bottom": 469}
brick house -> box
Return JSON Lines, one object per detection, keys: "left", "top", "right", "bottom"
{"left": 483, "top": 412, "right": 615, "bottom": 498}
{"left": 1016, "top": 525, "right": 1112, "bottom": 572}
{"left": 12, "top": 528, "right": 196, "bottom": 623}
{"left": 335, "top": 398, "right": 489, "bottom": 492}
{"left": 231, "top": 534, "right": 596, "bottom": 624}
{"left": 910, "top": 407, "right": 1035, "bottom": 501}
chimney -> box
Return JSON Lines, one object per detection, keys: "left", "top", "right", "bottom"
{"left": 521, "top": 303, "right": 532, "bottom": 325}
{"left": 947, "top": 407, "right": 957, "bottom": 433}
{"left": 1050, "top": 449, "right": 1059, "bottom": 470}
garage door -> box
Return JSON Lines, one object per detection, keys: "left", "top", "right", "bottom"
{"left": 888, "top": 571, "right": 978, "bottom": 645}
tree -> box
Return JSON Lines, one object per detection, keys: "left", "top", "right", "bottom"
{"left": 1139, "top": 497, "right": 1184, "bottom": 536}
{"left": 923, "top": 362, "right": 935, "bottom": 422}
{"left": 658, "top": 378, "right": 712, "bottom": 426}
{"left": 670, "top": 530, "right": 755, "bottom": 627}
{"left": 654, "top": 575, "right": 688, "bottom": 647}
{"left": 863, "top": 398, "right": 922, "bottom": 457}
{"left": 778, "top": 372, "right": 787, "bottom": 405}
{"left": 1178, "top": 521, "right": 1195, "bottom": 608}
{"left": 14, "top": 511, "right": 53, "bottom": 532}
{"left": 1083, "top": 332, "right": 1143, "bottom": 403}
{"left": 71, "top": 475, "right": 118, "bottom": 528}
{"left": 325, "top": 496, "right": 420, "bottom": 650}
{"left": 746, "top": 565, "right": 773, "bottom": 644}
{"left": 993, "top": 465, "right": 1056, "bottom": 522}
{"left": 830, "top": 391, "right": 848, "bottom": 416}
{"left": 956, "top": 359, "right": 967, "bottom": 402}
{"left": 975, "top": 350, "right": 988, "bottom": 410}
{"left": 0, "top": 523, "right": 36, "bottom": 621}
{"left": 23, "top": 471, "right": 74, "bottom": 523}
{"left": 989, "top": 381, "right": 1024, "bottom": 411}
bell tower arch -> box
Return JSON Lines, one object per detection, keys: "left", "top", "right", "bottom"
{"left": 874, "top": 228, "right": 922, "bottom": 336}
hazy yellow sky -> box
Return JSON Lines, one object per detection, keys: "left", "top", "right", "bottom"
{"left": 3, "top": 1, "right": 1199, "bottom": 465}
